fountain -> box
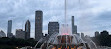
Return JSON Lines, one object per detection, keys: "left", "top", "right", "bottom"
{"left": 36, "top": 24, "right": 97, "bottom": 49}
{"left": 34, "top": 0, "right": 98, "bottom": 49}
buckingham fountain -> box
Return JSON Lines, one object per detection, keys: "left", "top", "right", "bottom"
{"left": 34, "top": 24, "right": 97, "bottom": 49}
{"left": 34, "top": 0, "right": 98, "bottom": 49}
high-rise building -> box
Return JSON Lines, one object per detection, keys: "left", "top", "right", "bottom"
{"left": 25, "top": 20, "right": 31, "bottom": 39}
{"left": 7, "top": 20, "right": 13, "bottom": 38}
{"left": 16, "top": 29, "right": 25, "bottom": 39}
{"left": 95, "top": 31, "right": 99, "bottom": 37}
{"left": 0, "top": 30, "right": 6, "bottom": 38}
{"left": 35, "top": 10, "right": 43, "bottom": 41}
{"left": 81, "top": 33, "right": 84, "bottom": 38}
{"left": 48, "top": 22, "right": 59, "bottom": 36}
{"left": 72, "top": 16, "right": 77, "bottom": 34}
{"left": 81, "top": 33, "right": 85, "bottom": 40}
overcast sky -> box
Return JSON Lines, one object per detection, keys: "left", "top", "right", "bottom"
{"left": 0, "top": 0, "right": 111, "bottom": 38}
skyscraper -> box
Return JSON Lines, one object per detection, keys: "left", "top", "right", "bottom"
{"left": 35, "top": 10, "right": 43, "bottom": 41}
{"left": 72, "top": 16, "right": 77, "bottom": 34}
{"left": 48, "top": 22, "right": 59, "bottom": 36}
{"left": 81, "top": 33, "right": 84, "bottom": 38}
{"left": 25, "top": 20, "right": 31, "bottom": 39}
{"left": 81, "top": 33, "right": 85, "bottom": 40}
{"left": 7, "top": 20, "right": 13, "bottom": 38}
{"left": 0, "top": 30, "right": 6, "bottom": 38}
{"left": 16, "top": 29, "right": 25, "bottom": 39}
{"left": 95, "top": 31, "right": 99, "bottom": 37}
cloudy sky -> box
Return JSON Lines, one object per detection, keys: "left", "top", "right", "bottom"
{"left": 0, "top": 0, "right": 111, "bottom": 38}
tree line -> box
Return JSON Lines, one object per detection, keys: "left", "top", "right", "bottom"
{"left": 0, "top": 37, "right": 37, "bottom": 49}
{"left": 92, "top": 30, "right": 111, "bottom": 47}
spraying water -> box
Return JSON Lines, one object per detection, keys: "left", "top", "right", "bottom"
{"left": 34, "top": 0, "right": 98, "bottom": 49}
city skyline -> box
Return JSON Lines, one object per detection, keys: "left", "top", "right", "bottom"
{"left": 0, "top": 0, "right": 111, "bottom": 38}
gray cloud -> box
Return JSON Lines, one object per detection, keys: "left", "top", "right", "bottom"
{"left": 0, "top": 0, "right": 111, "bottom": 37}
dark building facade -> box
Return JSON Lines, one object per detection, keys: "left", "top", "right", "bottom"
{"left": 95, "top": 31, "right": 99, "bottom": 37}
{"left": 48, "top": 22, "right": 59, "bottom": 36}
{"left": 72, "top": 16, "right": 77, "bottom": 34}
{"left": 35, "top": 10, "right": 43, "bottom": 41}
{"left": 0, "top": 30, "right": 6, "bottom": 38}
{"left": 16, "top": 29, "right": 25, "bottom": 39}
{"left": 7, "top": 20, "right": 13, "bottom": 38}
{"left": 25, "top": 20, "right": 31, "bottom": 39}
{"left": 81, "top": 33, "right": 85, "bottom": 40}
